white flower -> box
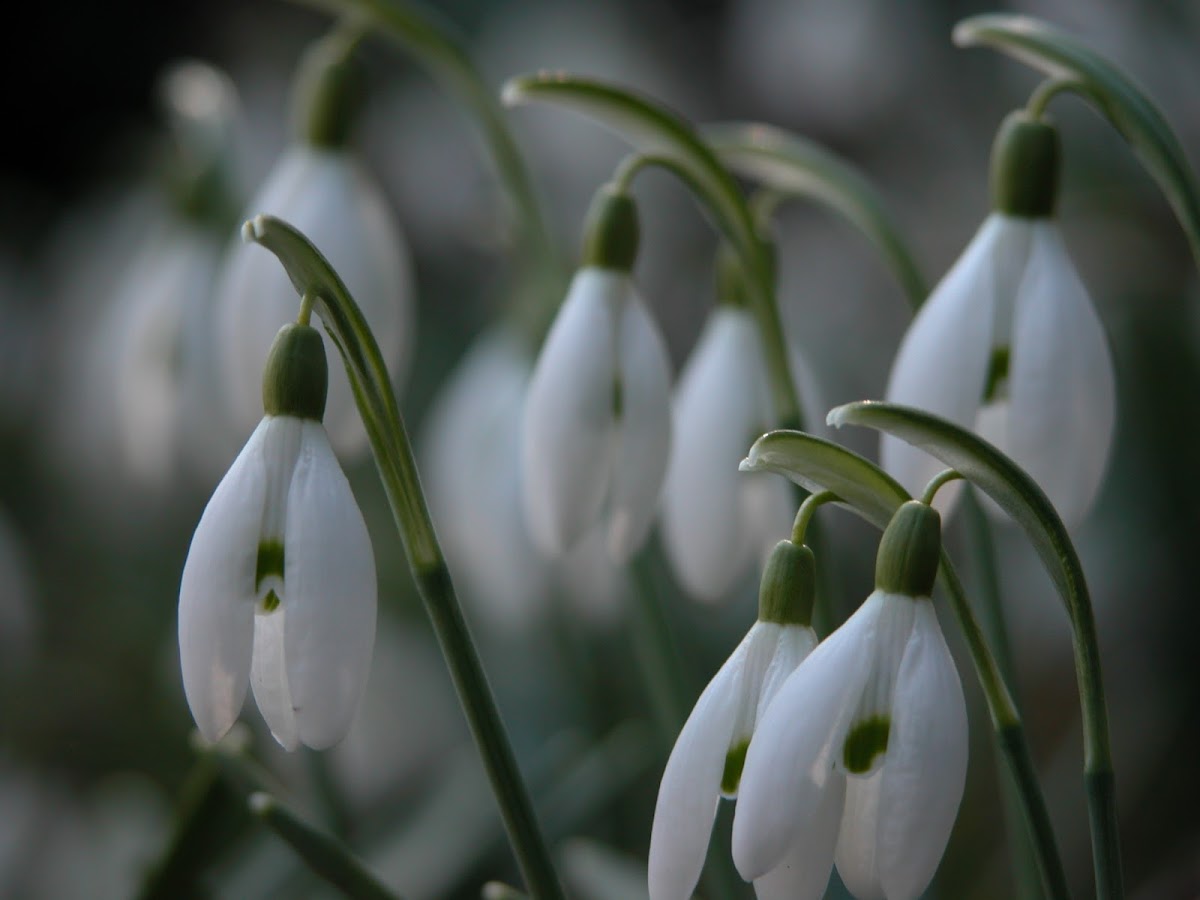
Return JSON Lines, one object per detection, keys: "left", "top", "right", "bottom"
{"left": 732, "top": 583, "right": 967, "bottom": 899}
{"left": 661, "top": 305, "right": 823, "bottom": 602}
{"left": 421, "top": 327, "right": 553, "bottom": 630}
{"left": 214, "top": 144, "right": 414, "bottom": 456}
{"left": 883, "top": 216, "right": 1115, "bottom": 529}
{"left": 178, "top": 405, "right": 376, "bottom": 751}
{"left": 521, "top": 266, "right": 672, "bottom": 563}
{"left": 648, "top": 619, "right": 817, "bottom": 900}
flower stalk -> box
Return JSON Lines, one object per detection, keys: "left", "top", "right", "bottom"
{"left": 245, "top": 214, "right": 565, "bottom": 899}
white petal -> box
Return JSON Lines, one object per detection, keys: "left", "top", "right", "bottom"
{"left": 649, "top": 633, "right": 748, "bottom": 900}
{"left": 215, "top": 146, "right": 414, "bottom": 455}
{"left": 521, "top": 268, "right": 622, "bottom": 556}
{"left": 606, "top": 282, "right": 672, "bottom": 563}
{"left": 1006, "top": 223, "right": 1115, "bottom": 528}
{"left": 250, "top": 608, "right": 298, "bottom": 751}
{"left": 178, "top": 420, "right": 268, "bottom": 743}
{"left": 753, "top": 773, "right": 844, "bottom": 900}
{"left": 875, "top": 601, "right": 968, "bottom": 900}
{"left": 661, "top": 308, "right": 777, "bottom": 599}
{"left": 756, "top": 624, "right": 818, "bottom": 721}
{"left": 420, "top": 329, "right": 550, "bottom": 629}
{"left": 282, "top": 423, "right": 378, "bottom": 749}
{"left": 835, "top": 768, "right": 886, "bottom": 900}
{"left": 882, "top": 215, "right": 1029, "bottom": 508}
{"left": 731, "top": 595, "right": 881, "bottom": 879}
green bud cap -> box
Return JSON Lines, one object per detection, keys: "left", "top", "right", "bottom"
{"left": 293, "top": 31, "right": 366, "bottom": 149}
{"left": 875, "top": 501, "right": 941, "bottom": 597}
{"left": 262, "top": 323, "right": 328, "bottom": 421}
{"left": 990, "top": 111, "right": 1060, "bottom": 218}
{"left": 581, "top": 185, "right": 639, "bottom": 271}
{"left": 758, "top": 540, "right": 817, "bottom": 626}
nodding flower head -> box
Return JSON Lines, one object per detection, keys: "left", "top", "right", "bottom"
{"left": 521, "top": 186, "right": 672, "bottom": 564}
{"left": 884, "top": 112, "right": 1115, "bottom": 529}
{"left": 178, "top": 323, "right": 377, "bottom": 751}
{"left": 732, "top": 503, "right": 967, "bottom": 900}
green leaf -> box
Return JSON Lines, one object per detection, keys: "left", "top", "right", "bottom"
{"left": 704, "top": 121, "right": 928, "bottom": 310}
{"left": 954, "top": 13, "right": 1200, "bottom": 271}
{"left": 740, "top": 429, "right": 909, "bottom": 529}
{"left": 827, "top": 400, "right": 1084, "bottom": 607}
{"left": 250, "top": 793, "right": 403, "bottom": 900}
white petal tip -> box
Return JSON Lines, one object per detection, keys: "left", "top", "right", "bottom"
{"left": 247, "top": 792, "right": 275, "bottom": 816}
{"left": 499, "top": 80, "right": 524, "bottom": 107}
{"left": 825, "top": 406, "right": 849, "bottom": 428}
{"left": 241, "top": 215, "right": 267, "bottom": 244}
{"left": 737, "top": 455, "right": 755, "bottom": 473}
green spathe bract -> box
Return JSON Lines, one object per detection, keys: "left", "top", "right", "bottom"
{"left": 581, "top": 186, "right": 639, "bottom": 271}
{"left": 875, "top": 501, "right": 942, "bottom": 597}
{"left": 262, "top": 323, "right": 329, "bottom": 421}
{"left": 757, "top": 540, "right": 816, "bottom": 626}
{"left": 991, "top": 111, "right": 1060, "bottom": 218}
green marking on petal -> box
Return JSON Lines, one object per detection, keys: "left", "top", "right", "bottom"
{"left": 721, "top": 739, "right": 750, "bottom": 796}
{"left": 261, "top": 589, "right": 281, "bottom": 613}
{"left": 256, "top": 540, "right": 285, "bottom": 591}
{"left": 842, "top": 715, "right": 891, "bottom": 774}
{"left": 983, "top": 345, "right": 1011, "bottom": 402}
{"left": 611, "top": 376, "right": 624, "bottom": 420}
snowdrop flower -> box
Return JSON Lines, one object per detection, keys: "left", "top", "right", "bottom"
{"left": 422, "top": 326, "right": 553, "bottom": 630}
{"left": 732, "top": 501, "right": 967, "bottom": 900}
{"left": 649, "top": 540, "right": 819, "bottom": 900}
{"left": 522, "top": 185, "right": 672, "bottom": 563}
{"left": 662, "top": 250, "right": 823, "bottom": 602}
{"left": 214, "top": 33, "right": 413, "bottom": 456}
{"left": 179, "top": 322, "right": 376, "bottom": 751}
{"left": 883, "top": 112, "right": 1115, "bottom": 527}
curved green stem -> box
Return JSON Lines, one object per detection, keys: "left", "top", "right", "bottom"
{"left": 703, "top": 121, "right": 929, "bottom": 310}
{"left": 503, "top": 74, "right": 804, "bottom": 430}
{"left": 962, "top": 489, "right": 1044, "bottom": 898}
{"left": 938, "top": 557, "right": 1069, "bottom": 900}
{"left": 1026, "top": 77, "right": 1087, "bottom": 121}
{"left": 246, "top": 215, "right": 565, "bottom": 900}
{"left": 830, "top": 400, "right": 1122, "bottom": 898}
{"left": 791, "top": 490, "right": 838, "bottom": 545}
{"left": 921, "top": 468, "right": 964, "bottom": 506}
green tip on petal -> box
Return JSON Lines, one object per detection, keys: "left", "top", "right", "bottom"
{"left": 991, "top": 110, "right": 1060, "bottom": 218}
{"left": 262, "top": 323, "right": 329, "bottom": 421}
{"left": 721, "top": 738, "right": 751, "bottom": 796}
{"left": 875, "top": 501, "right": 941, "bottom": 597}
{"left": 842, "top": 714, "right": 891, "bottom": 774}
{"left": 757, "top": 540, "right": 817, "bottom": 626}
{"left": 581, "top": 185, "right": 639, "bottom": 271}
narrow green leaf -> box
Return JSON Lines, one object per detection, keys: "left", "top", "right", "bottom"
{"left": 954, "top": 13, "right": 1200, "bottom": 271}
{"left": 501, "top": 73, "right": 804, "bottom": 429}
{"left": 828, "top": 399, "right": 1121, "bottom": 898}
{"left": 250, "top": 792, "right": 402, "bottom": 900}
{"left": 704, "top": 121, "right": 928, "bottom": 310}
{"left": 828, "top": 400, "right": 1082, "bottom": 607}
{"left": 740, "top": 429, "right": 908, "bottom": 529}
